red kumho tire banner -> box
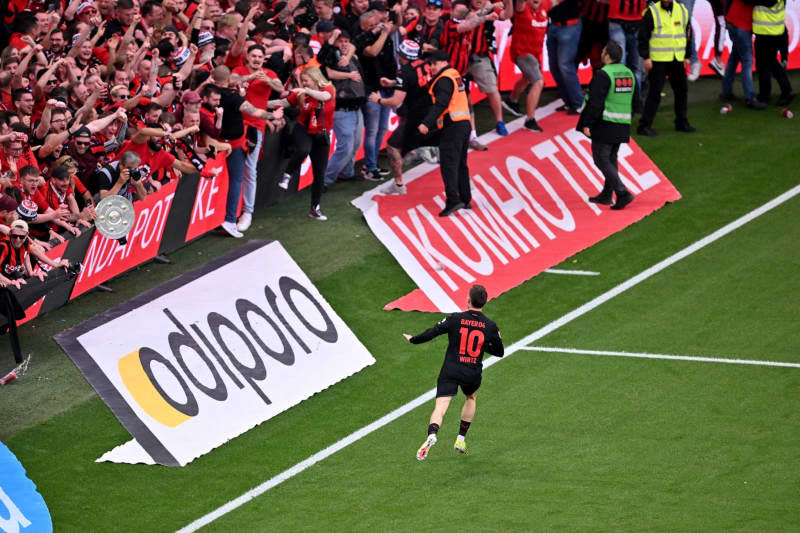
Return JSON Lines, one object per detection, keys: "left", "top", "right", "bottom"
{"left": 352, "top": 103, "right": 682, "bottom": 313}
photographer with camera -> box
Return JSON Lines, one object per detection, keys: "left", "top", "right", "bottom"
{"left": 354, "top": 4, "right": 398, "bottom": 181}
{"left": 94, "top": 150, "right": 149, "bottom": 203}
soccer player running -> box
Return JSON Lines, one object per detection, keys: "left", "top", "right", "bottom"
{"left": 403, "top": 285, "right": 504, "bottom": 460}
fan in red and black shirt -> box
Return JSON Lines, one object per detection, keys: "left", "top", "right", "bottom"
{"left": 67, "top": 127, "right": 111, "bottom": 193}
{"left": 0, "top": 219, "right": 70, "bottom": 290}
{"left": 115, "top": 126, "right": 198, "bottom": 187}
{"left": 439, "top": 4, "right": 473, "bottom": 77}
{"left": 43, "top": 166, "right": 93, "bottom": 233}
{"left": 15, "top": 164, "right": 75, "bottom": 241}
{"left": 270, "top": 67, "right": 334, "bottom": 221}
{"left": 411, "top": 0, "right": 446, "bottom": 53}
{"left": 230, "top": 44, "right": 285, "bottom": 230}
{"left": 503, "top": 0, "right": 550, "bottom": 129}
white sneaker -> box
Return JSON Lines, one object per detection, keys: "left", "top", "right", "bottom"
{"left": 416, "top": 434, "right": 437, "bottom": 461}
{"left": 403, "top": 150, "right": 423, "bottom": 166}
{"left": 420, "top": 146, "right": 438, "bottom": 164}
{"left": 709, "top": 56, "right": 724, "bottom": 77}
{"left": 469, "top": 138, "right": 488, "bottom": 151}
{"left": 308, "top": 204, "right": 327, "bottom": 221}
{"left": 383, "top": 181, "right": 407, "bottom": 195}
{"left": 454, "top": 438, "right": 467, "bottom": 454}
{"left": 688, "top": 61, "right": 702, "bottom": 81}
{"left": 278, "top": 173, "right": 291, "bottom": 190}
{"left": 220, "top": 220, "right": 243, "bottom": 238}
{"left": 237, "top": 212, "right": 252, "bottom": 232}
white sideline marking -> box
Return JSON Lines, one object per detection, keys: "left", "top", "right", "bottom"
{"left": 177, "top": 183, "right": 800, "bottom": 533}
{"left": 520, "top": 346, "right": 800, "bottom": 368}
{"left": 544, "top": 269, "right": 600, "bottom": 276}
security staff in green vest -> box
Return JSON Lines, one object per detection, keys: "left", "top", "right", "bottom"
{"left": 578, "top": 41, "right": 635, "bottom": 211}
{"left": 753, "top": 0, "right": 794, "bottom": 105}
{"left": 636, "top": 0, "right": 695, "bottom": 137}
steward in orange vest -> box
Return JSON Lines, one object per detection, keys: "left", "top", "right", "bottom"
{"left": 419, "top": 50, "right": 473, "bottom": 217}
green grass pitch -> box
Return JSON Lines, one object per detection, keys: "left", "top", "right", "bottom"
{"left": 2, "top": 74, "right": 799, "bottom": 532}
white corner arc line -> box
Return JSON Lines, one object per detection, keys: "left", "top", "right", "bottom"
{"left": 519, "top": 346, "right": 800, "bottom": 368}
{"left": 177, "top": 183, "right": 800, "bottom": 533}
{"left": 544, "top": 269, "right": 600, "bottom": 276}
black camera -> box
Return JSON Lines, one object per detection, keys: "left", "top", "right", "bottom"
{"left": 293, "top": 0, "right": 319, "bottom": 29}
{"left": 128, "top": 168, "right": 142, "bottom": 181}
{"left": 66, "top": 262, "right": 83, "bottom": 280}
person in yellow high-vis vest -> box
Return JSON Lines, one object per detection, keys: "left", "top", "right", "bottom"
{"left": 418, "top": 49, "right": 472, "bottom": 217}
{"left": 577, "top": 41, "right": 635, "bottom": 211}
{"left": 753, "top": 0, "right": 794, "bottom": 105}
{"left": 636, "top": 0, "right": 695, "bottom": 137}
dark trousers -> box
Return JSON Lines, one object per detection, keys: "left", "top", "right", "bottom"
{"left": 755, "top": 33, "right": 793, "bottom": 101}
{"left": 224, "top": 147, "right": 246, "bottom": 223}
{"left": 640, "top": 60, "right": 689, "bottom": 129}
{"left": 438, "top": 120, "right": 472, "bottom": 206}
{"left": 592, "top": 142, "right": 627, "bottom": 195}
{"left": 286, "top": 124, "right": 330, "bottom": 207}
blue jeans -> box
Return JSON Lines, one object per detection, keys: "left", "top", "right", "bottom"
{"left": 546, "top": 21, "right": 584, "bottom": 110}
{"left": 608, "top": 22, "right": 643, "bottom": 107}
{"left": 363, "top": 89, "right": 390, "bottom": 172}
{"left": 324, "top": 109, "right": 363, "bottom": 184}
{"left": 678, "top": 0, "right": 698, "bottom": 63}
{"left": 722, "top": 23, "right": 755, "bottom": 101}
{"left": 224, "top": 147, "right": 245, "bottom": 223}
{"left": 242, "top": 127, "right": 263, "bottom": 214}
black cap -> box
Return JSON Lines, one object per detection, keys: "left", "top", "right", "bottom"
{"left": 51, "top": 166, "right": 69, "bottom": 180}
{"left": 424, "top": 49, "right": 449, "bottom": 62}
{"left": 369, "top": 1, "right": 389, "bottom": 11}
{"left": 73, "top": 126, "right": 92, "bottom": 138}
{"left": 317, "top": 19, "right": 335, "bottom": 32}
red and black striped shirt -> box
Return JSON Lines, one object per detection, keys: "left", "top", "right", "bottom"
{"left": 606, "top": 0, "right": 646, "bottom": 21}
{"left": 440, "top": 18, "right": 472, "bottom": 76}
{"left": 0, "top": 238, "right": 29, "bottom": 280}
{"left": 580, "top": 0, "right": 609, "bottom": 22}
{"left": 470, "top": 20, "right": 496, "bottom": 56}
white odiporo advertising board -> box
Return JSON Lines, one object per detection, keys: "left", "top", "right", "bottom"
{"left": 57, "top": 241, "right": 375, "bottom": 466}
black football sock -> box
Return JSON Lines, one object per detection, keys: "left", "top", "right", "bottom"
{"left": 427, "top": 423, "right": 440, "bottom": 437}
{"left": 458, "top": 420, "right": 471, "bottom": 438}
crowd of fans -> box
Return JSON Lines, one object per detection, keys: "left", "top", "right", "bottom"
{"left": 0, "top": 0, "right": 794, "bottom": 285}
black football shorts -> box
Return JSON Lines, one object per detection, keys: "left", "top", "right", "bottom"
{"left": 436, "top": 363, "right": 482, "bottom": 397}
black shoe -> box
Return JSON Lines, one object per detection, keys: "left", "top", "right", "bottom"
{"left": 462, "top": 201, "right": 472, "bottom": 209}
{"left": 675, "top": 123, "right": 697, "bottom": 133}
{"left": 719, "top": 93, "right": 736, "bottom": 102}
{"left": 501, "top": 98, "right": 523, "bottom": 117}
{"left": 556, "top": 104, "right": 568, "bottom": 112}
{"left": 588, "top": 193, "right": 613, "bottom": 205}
{"left": 566, "top": 107, "right": 580, "bottom": 115}
{"left": 611, "top": 191, "right": 634, "bottom": 210}
{"left": 524, "top": 117, "right": 543, "bottom": 131}
{"left": 336, "top": 174, "right": 356, "bottom": 182}
{"left": 438, "top": 202, "right": 464, "bottom": 217}
{"left": 746, "top": 99, "right": 767, "bottom": 110}
{"left": 377, "top": 167, "right": 391, "bottom": 176}
{"left": 777, "top": 93, "right": 795, "bottom": 106}
{"left": 362, "top": 169, "right": 384, "bottom": 181}
{"left": 637, "top": 126, "right": 659, "bottom": 137}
